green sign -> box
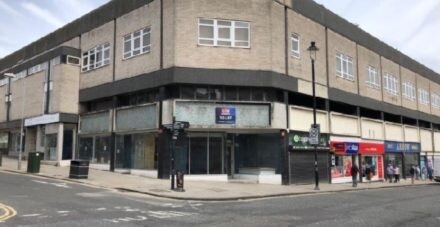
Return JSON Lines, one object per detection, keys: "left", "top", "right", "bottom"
{"left": 289, "top": 131, "right": 329, "bottom": 150}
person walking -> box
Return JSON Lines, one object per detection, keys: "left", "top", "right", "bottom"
{"left": 351, "top": 163, "right": 359, "bottom": 187}
{"left": 386, "top": 164, "right": 394, "bottom": 183}
{"left": 421, "top": 166, "right": 427, "bottom": 181}
{"left": 365, "top": 164, "right": 371, "bottom": 183}
{"left": 415, "top": 165, "right": 420, "bottom": 180}
{"left": 428, "top": 165, "right": 433, "bottom": 181}
{"left": 410, "top": 165, "right": 415, "bottom": 184}
{"left": 394, "top": 165, "right": 400, "bottom": 183}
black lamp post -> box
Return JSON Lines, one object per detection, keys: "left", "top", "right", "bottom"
{"left": 307, "top": 41, "right": 320, "bottom": 190}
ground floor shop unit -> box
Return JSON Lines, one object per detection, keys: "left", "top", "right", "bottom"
{"left": 384, "top": 141, "right": 421, "bottom": 179}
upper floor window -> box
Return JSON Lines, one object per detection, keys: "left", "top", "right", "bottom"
{"left": 28, "top": 62, "right": 47, "bottom": 75}
{"left": 291, "top": 33, "right": 300, "bottom": 58}
{"left": 11, "top": 70, "right": 27, "bottom": 82}
{"left": 123, "top": 27, "right": 151, "bottom": 59}
{"left": 383, "top": 73, "right": 399, "bottom": 96}
{"left": 365, "top": 65, "right": 380, "bottom": 89}
{"left": 198, "top": 18, "right": 250, "bottom": 48}
{"left": 82, "top": 43, "right": 111, "bottom": 72}
{"left": 335, "top": 53, "right": 354, "bottom": 81}
{"left": 402, "top": 81, "right": 416, "bottom": 101}
{"left": 418, "top": 88, "right": 430, "bottom": 105}
{"left": 432, "top": 93, "right": 440, "bottom": 109}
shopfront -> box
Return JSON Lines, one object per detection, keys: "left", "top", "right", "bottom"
{"left": 288, "top": 131, "right": 330, "bottom": 184}
{"left": 359, "top": 142, "right": 384, "bottom": 182}
{"left": 330, "top": 141, "right": 359, "bottom": 183}
{"left": 384, "top": 141, "right": 420, "bottom": 178}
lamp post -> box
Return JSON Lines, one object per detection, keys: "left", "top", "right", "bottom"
{"left": 307, "top": 42, "right": 320, "bottom": 190}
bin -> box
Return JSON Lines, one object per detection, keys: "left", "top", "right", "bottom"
{"left": 27, "top": 152, "right": 43, "bottom": 173}
{"left": 69, "top": 160, "right": 89, "bottom": 179}
{"left": 0, "top": 152, "right": 2, "bottom": 167}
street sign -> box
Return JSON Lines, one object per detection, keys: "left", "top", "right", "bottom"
{"left": 309, "top": 124, "right": 320, "bottom": 145}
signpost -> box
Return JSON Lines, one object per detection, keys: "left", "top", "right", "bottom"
{"left": 162, "top": 117, "right": 190, "bottom": 191}
{"left": 309, "top": 124, "right": 320, "bottom": 145}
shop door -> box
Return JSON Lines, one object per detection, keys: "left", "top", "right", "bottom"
{"left": 188, "top": 135, "right": 224, "bottom": 175}
{"left": 404, "top": 153, "right": 420, "bottom": 177}
{"left": 289, "top": 151, "right": 329, "bottom": 184}
{"left": 62, "top": 130, "right": 73, "bottom": 160}
{"left": 385, "top": 153, "right": 403, "bottom": 176}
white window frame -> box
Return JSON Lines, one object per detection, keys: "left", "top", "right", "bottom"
{"left": 198, "top": 18, "right": 250, "bottom": 48}
{"left": 365, "top": 65, "right": 380, "bottom": 89}
{"left": 418, "top": 88, "right": 430, "bottom": 105}
{"left": 67, "top": 56, "right": 80, "bottom": 66}
{"left": 432, "top": 93, "right": 440, "bottom": 109}
{"left": 82, "top": 42, "right": 111, "bottom": 72}
{"left": 402, "top": 81, "right": 416, "bottom": 101}
{"left": 291, "top": 33, "right": 300, "bottom": 58}
{"left": 123, "top": 26, "right": 151, "bottom": 60}
{"left": 335, "top": 52, "right": 354, "bottom": 81}
{"left": 383, "top": 73, "right": 399, "bottom": 96}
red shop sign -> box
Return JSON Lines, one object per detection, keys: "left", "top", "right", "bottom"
{"left": 359, "top": 142, "right": 384, "bottom": 155}
{"left": 330, "top": 142, "right": 346, "bottom": 155}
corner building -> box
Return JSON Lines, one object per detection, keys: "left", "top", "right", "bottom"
{"left": 1, "top": 0, "right": 440, "bottom": 184}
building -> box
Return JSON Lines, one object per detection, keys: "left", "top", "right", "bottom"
{"left": 1, "top": 0, "right": 440, "bottom": 184}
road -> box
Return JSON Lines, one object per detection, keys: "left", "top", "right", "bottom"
{"left": 0, "top": 171, "right": 439, "bottom": 226}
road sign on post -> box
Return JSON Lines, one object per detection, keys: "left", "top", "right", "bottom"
{"left": 309, "top": 124, "right": 320, "bottom": 145}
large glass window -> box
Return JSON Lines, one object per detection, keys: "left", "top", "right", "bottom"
{"left": 336, "top": 53, "right": 354, "bottom": 81}
{"left": 418, "top": 88, "right": 430, "bottom": 105}
{"left": 198, "top": 18, "right": 250, "bottom": 48}
{"left": 402, "top": 81, "right": 416, "bottom": 100}
{"left": 123, "top": 27, "right": 151, "bottom": 59}
{"left": 78, "top": 136, "right": 110, "bottom": 164}
{"left": 383, "top": 73, "right": 399, "bottom": 96}
{"left": 45, "top": 134, "right": 58, "bottom": 161}
{"left": 115, "top": 133, "right": 156, "bottom": 170}
{"left": 187, "top": 136, "right": 223, "bottom": 174}
{"left": 366, "top": 65, "right": 380, "bottom": 89}
{"left": 291, "top": 33, "right": 300, "bottom": 58}
{"left": 432, "top": 93, "right": 440, "bottom": 109}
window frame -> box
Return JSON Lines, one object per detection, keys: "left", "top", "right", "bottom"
{"left": 365, "top": 65, "right": 380, "bottom": 89}
{"left": 383, "top": 73, "right": 399, "bottom": 96}
{"left": 291, "top": 33, "right": 300, "bottom": 59}
{"left": 335, "top": 52, "right": 355, "bottom": 81}
{"left": 431, "top": 93, "right": 440, "bottom": 109}
{"left": 122, "top": 26, "right": 151, "bottom": 60}
{"left": 402, "top": 81, "right": 416, "bottom": 101}
{"left": 81, "top": 42, "right": 111, "bottom": 72}
{"left": 198, "top": 18, "right": 250, "bottom": 48}
{"left": 418, "top": 88, "right": 430, "bottom": 105}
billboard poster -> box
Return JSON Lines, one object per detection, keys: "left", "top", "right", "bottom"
{"left": 215, "top": 107, "right": 236, "bottom": 124}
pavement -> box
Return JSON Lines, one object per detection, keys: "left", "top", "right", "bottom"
{"left": 0, "top": 157, "right": 435, "bottom": 201}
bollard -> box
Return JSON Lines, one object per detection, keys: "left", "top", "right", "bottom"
{"left": 175, "top": 171, "right": 185, "bottom": 192}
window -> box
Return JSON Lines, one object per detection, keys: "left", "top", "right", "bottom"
{"left": 123, "top": 27, "right": 151, "bottom": 59}
{"left": 383, "top": 73, "right": 399, "bottom": 96}
{"left": 66, "top": 56, "right": 80, "bottom": 65}
{"left": 82, "top": 43, "right": 111, "bottom": 72}
{"left": 335, "top": 53, "right": 354, "bottom": 81}
{"left": 366, "top": 65, "right": 380, "bottom": 89}
{"left": 198, "top": 18, "right": 250, "bottom": 48}
{"left": 418, "top": 88, "right": 430, "bottom": 105}
{"left": 28, "top": 62, "right": 47, "bottom": 75}
{"left": 11, "top": 70, "right": 27, "bottom": 82}
{"left": 291, "top": 33, "right": 300, "bottom": 58}
{"left": 402, "top": 81, "right": 416, "bottom": 101}
{"left": 432, "top": 93, "right": 440, "bottom": 109}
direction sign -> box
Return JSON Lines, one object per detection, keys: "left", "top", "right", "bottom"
{"left": 309, "top": 124, "right": 320, "bottom": 145}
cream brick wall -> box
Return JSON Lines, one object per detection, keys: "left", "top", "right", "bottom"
{"left": 287, "top": 10, "right": 327, "bottom": 87}
{"left": 400, "top": 67, "right": 417, "bottom": 110}
{"left": 361, "top": 118, "right": 384, "bottom": 140}
{"left": 0, "top": 85, "right": 7, "bottom": 122}
{"left": 174, "top": 0, "right": 273, "bottom": 71}
{"left": 420, "top": 129, "right": 433, "bottom": 152}
{"left": 10, "top": 73, "right": 45, "bottom": 120}
{"left": 297, "top": 80, "right": 328, "bottom": 99}
{"left": 115, "top": 1, "right": 161, "bottom": 80}
{"left": 327, "top": 29, "right": 358, "bottom": 94}
{"left": 80, "top": 21, "right": 114, "bottom": 89}
{"left": 330, "top": 113, "right": 359, "bottom": 136}
{"left": 163, "top": 0, "right": 176, "bottom": 69}
{"left": 384, "top": 122, "right": 403, "bottom": 141}
{"left": 381, "top": 57, "right": 401, "bottom": 106}
{"left": 434, "top": 132, "right": 440, "bottom": 152}
{"left": 357, "top": 45, "right": 382, "bottom": 101}
{"left": 404, "top": 125, "right": 419, "bottom": 142}
{"left": 61, "top": 37, "right": 80, "bottom": 49}
{"left": 289, "top": 106, "right": 329, "bottom": 133}
{"left": 416, "top": 74, "right": 431, "bottom": 114}
{"left": 51, "top": 64, "right": 80, "bottom": 114}
{"left": 430, "top": 81, "right": 440, "bottom": 117}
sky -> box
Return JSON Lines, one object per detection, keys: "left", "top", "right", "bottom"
{"left": 0, "top": 0, "right": 439, "bottom": 73}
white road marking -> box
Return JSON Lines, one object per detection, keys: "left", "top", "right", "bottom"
{"left": 162, "top": 203, "right": 184, "bottom": 208}
{"left": 57, "top": 211, "right": 70, "bottom": 214}
{"left": 96, "top": 208, "right": 107, "bottom": 211}
{"left": 147, "top": 211, "right": 198, "bottom": 219}
{"left": 32, "top": 180, "right": 71, "bottom": 189}
{"left": 32, "top": 180, "right": 49, "bottom": 184}
{"left": 21, "top": 214, "right": 41, "bottom": 217}
{"left": 104, "top": 215, "right": 148, "bottom": 223}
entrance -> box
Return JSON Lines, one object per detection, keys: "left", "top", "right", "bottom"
{"left": 187, "top": 134, "right": 224, "bottom": 174}
{"left": 289, "top": 150, "right": 329, "bottom": 184}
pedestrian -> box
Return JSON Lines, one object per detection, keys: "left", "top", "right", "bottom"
{"left": 365, "top": 164, "right": 371, "bottom": 183}
{"left": 410, "top": 165, "right": 415, "bottom": 184}
{"left": 387, "top": 164, "right": 394, "bottom": 183}
{"left": 421, "top": 166, "right": 427, "bottom": 181}
{"left": 415, "top": 165, "right": 420, "bottom": 180}
{"left": 351, "top": 163, "right": 359, "bottom": 187}
{"left": 394, "top": 165, "right": 400, "bottom": 183}
{"left": 428, "top": 166, "right": 433, "bottom": 181}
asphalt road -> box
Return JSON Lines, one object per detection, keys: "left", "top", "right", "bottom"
{"left": 0, "top": 171, "right": 439, "bottom": 227}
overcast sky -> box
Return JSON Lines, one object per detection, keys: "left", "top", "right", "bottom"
{"left": 0, "top": 0, "right": 439, "bottom": 73}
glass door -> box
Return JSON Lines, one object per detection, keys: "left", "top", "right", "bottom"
{"left": 188, "top": 134, "right": 224, "bottom": 175}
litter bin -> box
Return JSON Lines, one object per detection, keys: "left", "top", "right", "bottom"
{"left": 69, "top": 160, "right": 89, "bottom": 179}
{"left": 27, "top": 152, "right": 43, "bottom": 173}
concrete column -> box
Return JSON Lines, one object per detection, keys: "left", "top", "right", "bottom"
{"left": 56, "top": 123, "right": 64, "bottom": 165}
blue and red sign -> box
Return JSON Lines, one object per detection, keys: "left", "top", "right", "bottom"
{"left": 385, "top": 141, "right": 420, "bottom": 153}
{"left": 331, "top": 141, "right": 384, "bottom": 155}
{"left": 216, "top": 107, "right": 236, "bottom": 124}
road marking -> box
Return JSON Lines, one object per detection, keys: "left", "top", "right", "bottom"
{"left": 0, "top": 203, "right": 17, "bottom": 222}
{"left": 21, "top": 214, "right": 41, "bottom": 217}
{"left": 32, "top": 180, "right": 71, "bottom": 189}
{"left": 104, "top": 215, "right": 148, "bottom": 223}
{"left": 147, "top": 211, "right": 198, "bottom": 219}
{"left": 57, "top": 211, "right": 70, "bottom": 214}
{"left": 162, "top": 203, "right": 184, "bottom": 208}
{"left": 96, "top": 208, "right": 107, "bottom": 211}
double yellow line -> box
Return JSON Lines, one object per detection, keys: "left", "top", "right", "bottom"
{"left": 0, "top": 202, "right": 17, "bottom": 222}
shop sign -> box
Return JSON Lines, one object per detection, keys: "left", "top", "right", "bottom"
{"left": 289, "top": 131, "right": 329, "bottom": 150}
{"left": 25, "top": 113, "right": 60, "bottom": 127}
{"left": 385, "top": 141, "right": 420, "bottom": 153}
{"left": 359, "top": 142, "right": 384, "bottom": 155}
{"left": 215, "top": 107, "right": 236, "bottom": 124}
{"left": 330, "top": 141, "right": 359, "bottom": 155}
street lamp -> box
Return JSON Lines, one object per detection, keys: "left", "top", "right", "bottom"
{"left": 307, "top": 42, "right": 320, "bottom": 190}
